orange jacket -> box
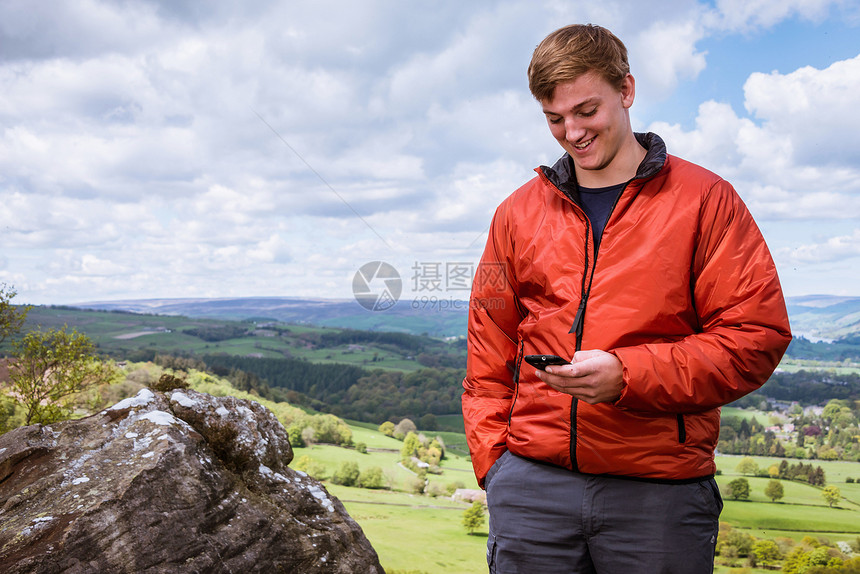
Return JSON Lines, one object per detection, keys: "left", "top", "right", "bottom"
{"left": 463, "top": 133, "right": 791, "bottom": 487}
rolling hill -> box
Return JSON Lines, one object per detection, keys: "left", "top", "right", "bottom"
{"left": 73, "top": 294, "right": 860, "bottom": 340}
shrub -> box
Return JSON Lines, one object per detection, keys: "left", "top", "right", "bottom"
{"left": 446, "top": 480, "right": 466, "bottom": 496}
{"left": 717, "top": 529, "right": 755, "bottom": 558}
{"left": 357, "top": 466, "right": 386, "bottom": 489}
{"left": 331, "top": 461, "right": 360, "bottom": 487}
{"left": 151, "top": 372, "right": 189, "bottom": 392}
{"left": 425, "top": 482, "right": 447, "bottom": 497}
{"left": 292, "top": 455, "right": 328, "bottom": 480}
{"left": 406, "top": 476, "right": 426, "bottom": 494}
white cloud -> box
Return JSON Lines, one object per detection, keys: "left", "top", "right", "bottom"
{"left": 650, "top": 51, "right": 860, "bottom": 223}
{"left": 629, "top": 19, "right": 708, "bottom": 96}
{"left": 743, "top": 54, "right": 860, "bottom": 168}
{"left": 777, "top": 228, "right": 860, "bottom": 263}
{"left": 0, "top": 0, "right": 858, "bottom": 303}
{"left": 708, "top": 0, "right": 841, "bottom": 31}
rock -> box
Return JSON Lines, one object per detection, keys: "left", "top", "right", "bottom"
{"left": 0, "top": 388, "right": 383, "bottom": 573}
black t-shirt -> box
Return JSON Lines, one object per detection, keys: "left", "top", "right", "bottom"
{"left": 577, "top": 183, "right": 625, "bottom": 252}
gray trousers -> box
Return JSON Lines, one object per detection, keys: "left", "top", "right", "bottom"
{"left": 485, "top": 452, "right": 722, "bottom": 574}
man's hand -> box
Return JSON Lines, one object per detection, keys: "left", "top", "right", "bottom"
{"left": 534, "top": 349, "right": 624, "bottom": 404}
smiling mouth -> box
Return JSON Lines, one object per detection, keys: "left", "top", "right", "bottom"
{"left": 574, "top": 137, "right": 595, "bottom": 150}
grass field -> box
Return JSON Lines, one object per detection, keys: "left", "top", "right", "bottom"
{"left": 779, "top": 358, "right": 860, "bottom": 375}
{"left": 716, "top": 454, "right": 860, "bottom": 506}
{"left": 295, "top": 422, "right": 860, "bottom": 574}
{"left": 720, "top": 406, "right": 772, "bottom": 421}
{"left": 327, "top": 484, "right": 487, "bottom": 574}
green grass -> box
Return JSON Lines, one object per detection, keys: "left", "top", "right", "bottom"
{"left": 717, "top": 455, "right": 860, "bottom": 506}
{"left": 721, "top": 407, "right": 771, "bottom": 421}
{"left": 344, "top": 421, "right": 404, "bottom": 449}
{"left": 325, "top": 484, "right": 487, "bottom": 574}
{"left": 719, "top": 497, "right": 860, "bottom": 535}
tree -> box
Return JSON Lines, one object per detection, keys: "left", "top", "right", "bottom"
{"left": 463, "top": 501, "right": 486, "bottom": 535}
{"left": 0, "top": 283, "right": 29, "bottom": 346}
{"left": 394, "top": 418, "right": 417, "bottom": 439}
{"left": 782, "top": 546, "right": 810, "bottom": 574}
{"left": 378, "top": 421, "right": 395, "bottom": 437}
{"left": 821, "top": 485, "right": 841, "bottom": 508}
{"left": 0, "top": 394, "right": 24, "bottom": 433}
{"left": 418, "top": 413, "right": 437, "bottom": 431}
{"left": 764, "top": 479, "right": 784, "bottom": 502}
{"left": 727, "top": 478, "right": 750, "bottom": 500}
{"left": 401, "top": 431, "right": 421, "bottom": 460}
{"left": 717, "top": 528, "right": 755, "bottom": 558}
{"left": 735, "top": 456, "right": 759, "bottom": 476}
{"left": 301, "top": 426, "right": 316, "bottom": 446}
{"left": 6, "top": 327, "right": 119, "bottom": 425}
{"left": 752, "top": 539, "right": 781, "bottom": 567}
{"left": 822, "top": 399, "right": 845, "bottom": 423}
{"left": 287, "top": 424, "right": 305, "bottom": 448}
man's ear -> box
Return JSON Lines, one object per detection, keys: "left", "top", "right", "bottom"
{"left": 620, "top": 74, "right": 635, "bottom": 109}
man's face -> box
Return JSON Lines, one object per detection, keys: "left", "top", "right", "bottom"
{"left": 541, "top": 71, "right": 636, "bottom": 186}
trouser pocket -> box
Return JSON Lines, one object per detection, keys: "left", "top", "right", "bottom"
{"left": 487, "top": 535, "right": 498, "bottom": 573}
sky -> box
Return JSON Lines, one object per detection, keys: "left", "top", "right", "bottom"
{"left": 1, "top": 0, "right": 860, "bottom": 307}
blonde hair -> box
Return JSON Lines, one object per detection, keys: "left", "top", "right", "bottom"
{"left": 528, "top": 24, "right": 629, "bottom": 102}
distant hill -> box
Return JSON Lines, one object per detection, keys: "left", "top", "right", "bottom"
{"left": 74, "top": 294, "right": 860, "bottom": 340}
{"left": 785, "top": 295, "right": 860, "bottom": 341}
{"left": 74, "top": 296, "right": 468, "bottom": 338}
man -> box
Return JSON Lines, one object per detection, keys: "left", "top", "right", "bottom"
{"left": 462, "top": 24, "right": 791, "bottom": 573}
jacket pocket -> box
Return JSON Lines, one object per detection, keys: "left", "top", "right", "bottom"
{"left": 677, "top": 414, "right": 687, "bottom": 443}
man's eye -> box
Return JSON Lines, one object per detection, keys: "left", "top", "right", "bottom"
{"left": 548, "top": 117, "right": 563, "bottom": 124}
{"left": 579, "top": 108, "right": 597, "bottom": 117}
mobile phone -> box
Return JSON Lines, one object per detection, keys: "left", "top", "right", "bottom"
{"left": 523, "top": 354, "right": 569, "bottom": 371}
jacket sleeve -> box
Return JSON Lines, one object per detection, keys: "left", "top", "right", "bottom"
{"left": 462, "top": 203, "right": 523, "bottom": 488}
{"left": 612, "top": 180, "right": 792, "bottom": 414}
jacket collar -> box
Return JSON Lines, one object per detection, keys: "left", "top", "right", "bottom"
{"left": 540, "top": 131, "right": 668, "bottom": 194}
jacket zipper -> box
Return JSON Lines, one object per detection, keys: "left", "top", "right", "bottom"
{"left": 562, "top": 180, "right": 633, "bottom": 471}
{"left": 539, "top": 166, "right": 644, "bottom": 473}
{"left": 568, "top": 215, "right": 592, "bottom": 471}
{"left": 677, "top": 414, "right": 687, "bottom": 443}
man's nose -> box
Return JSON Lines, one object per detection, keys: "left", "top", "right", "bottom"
{"left": 565, "top": 119, "right": 587, "bottom": 143}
